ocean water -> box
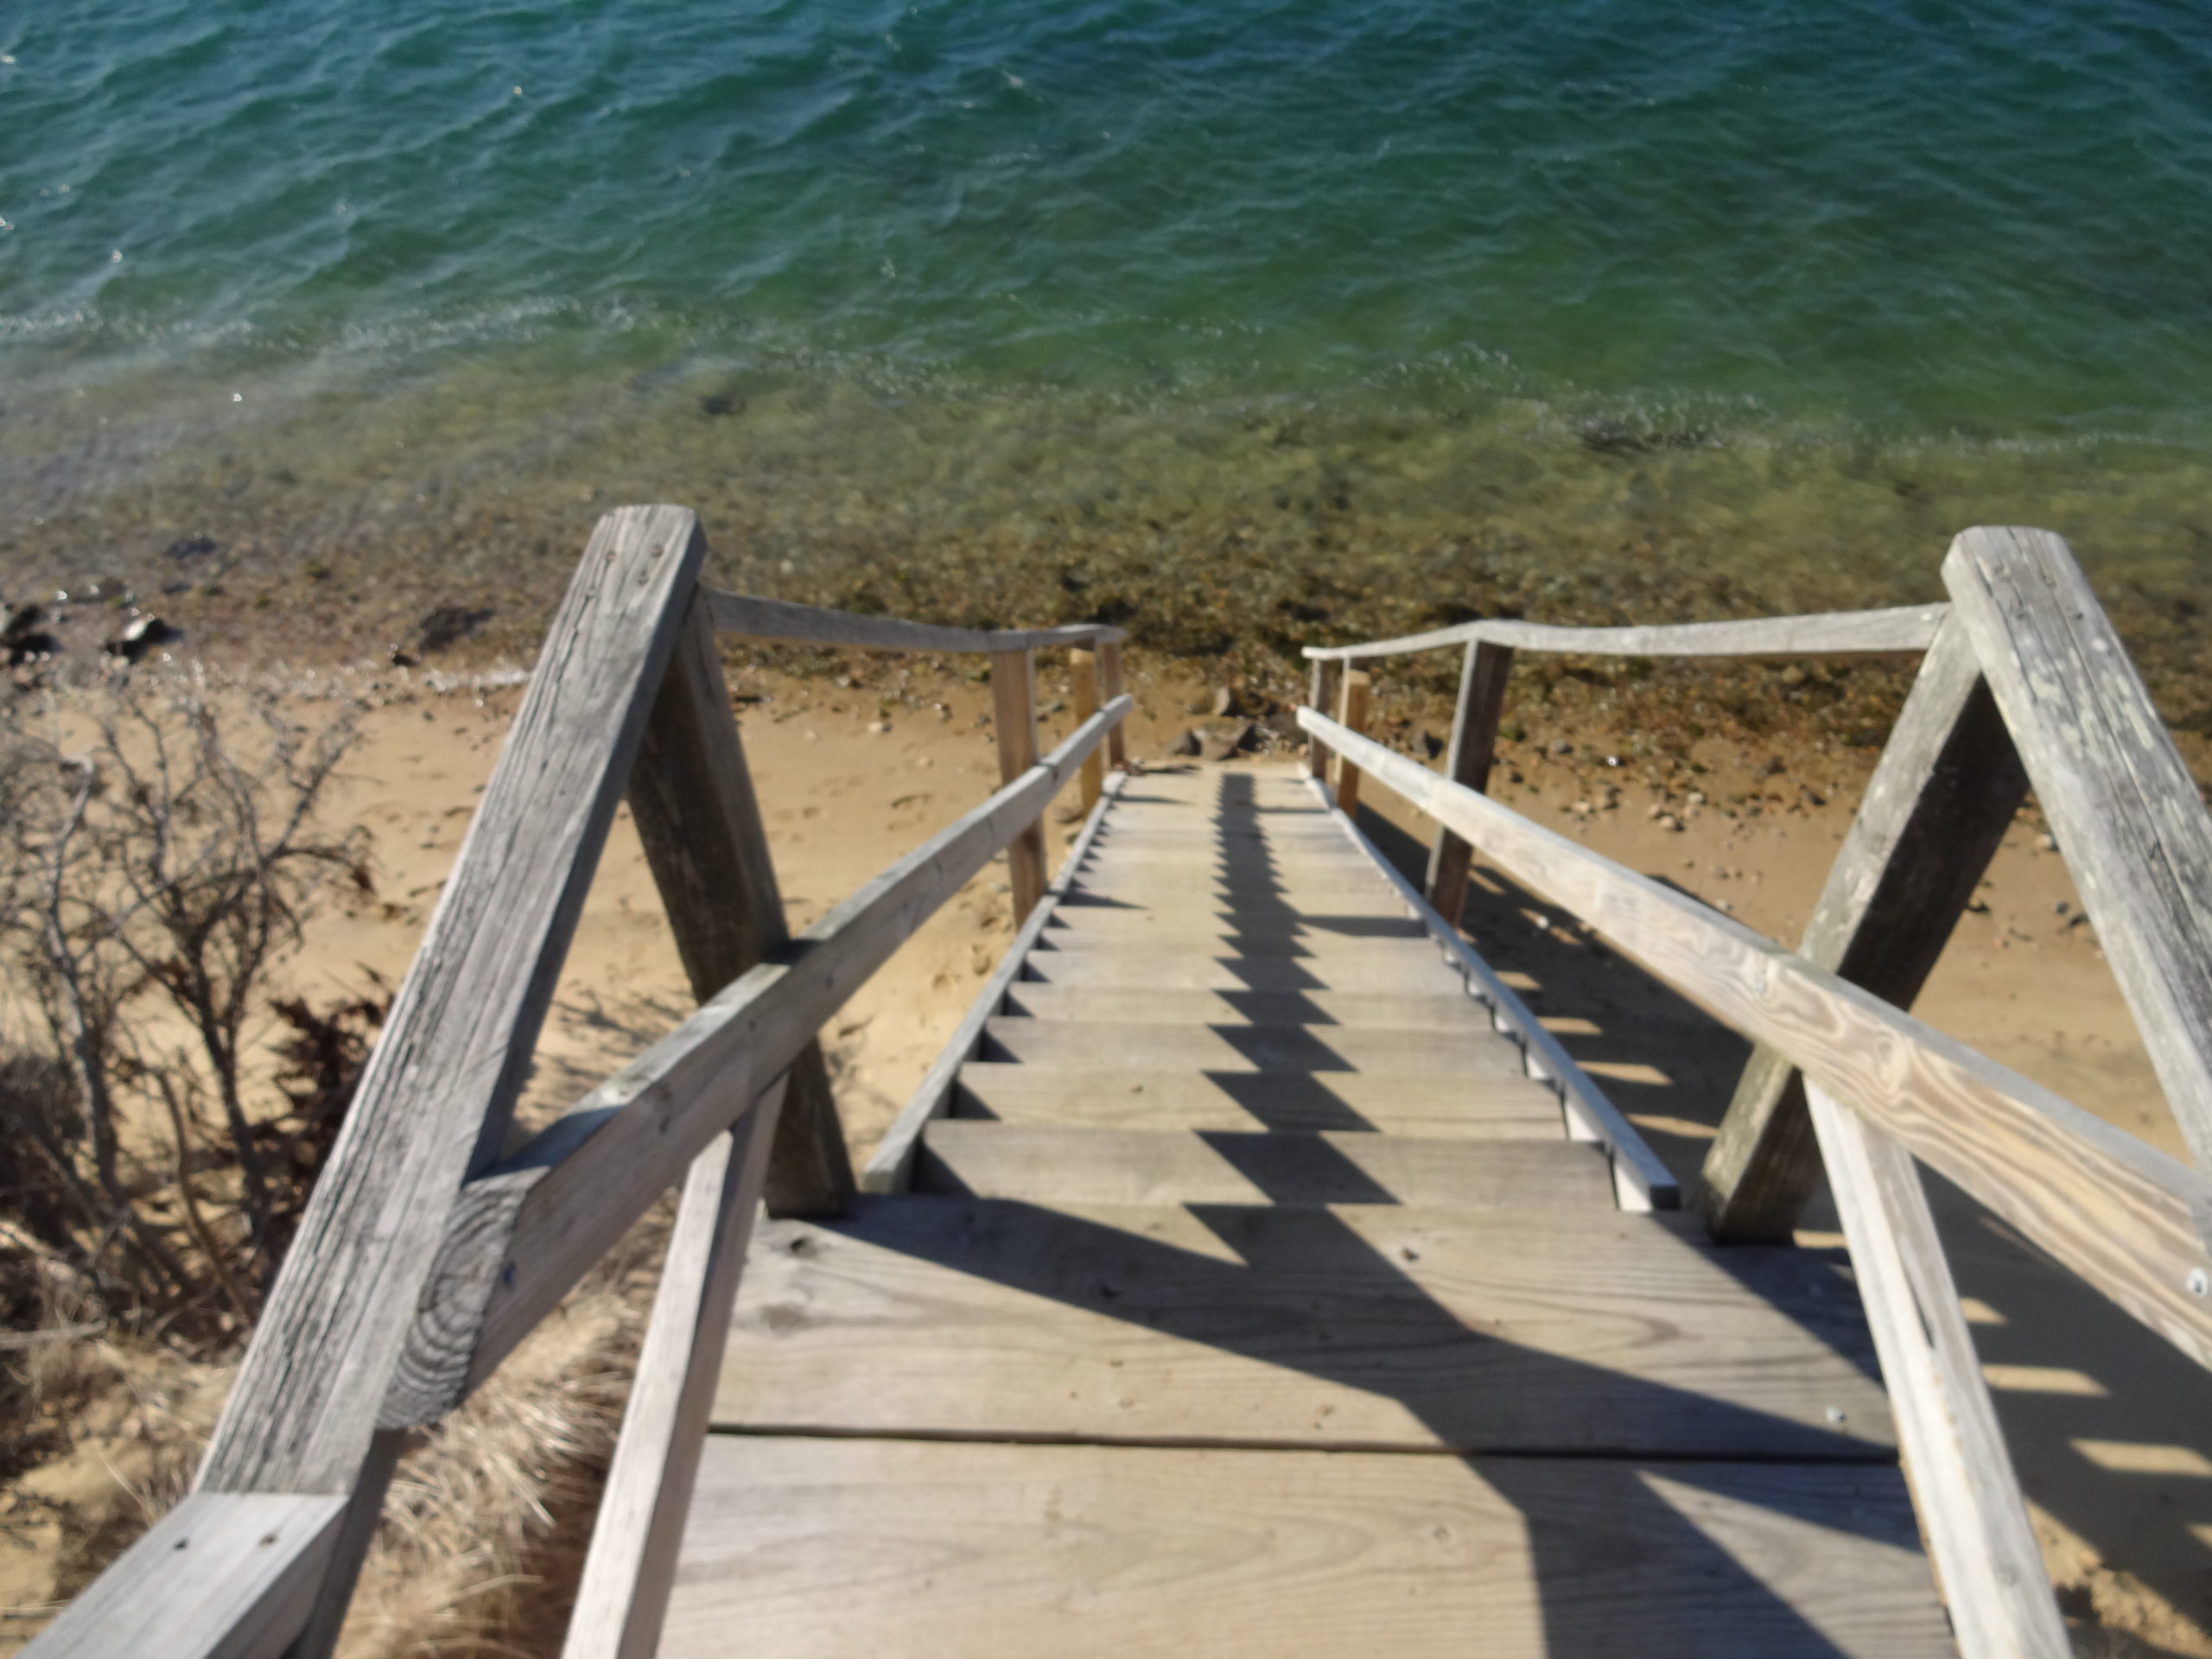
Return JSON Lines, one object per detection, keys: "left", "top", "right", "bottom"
{"left": 3, "top": 0, "right": 2210, "bottom": 668}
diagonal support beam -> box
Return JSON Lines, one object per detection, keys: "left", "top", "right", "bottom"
{"left": 1695, "top": 615, "right": 2027, "bottom": 1240}
{"left": 626, "top": 596, "right": 852, "bottom": 1217}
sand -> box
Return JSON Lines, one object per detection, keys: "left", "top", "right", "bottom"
{"left": 7, "top": 647, "right": 2209, "bottom": 1654}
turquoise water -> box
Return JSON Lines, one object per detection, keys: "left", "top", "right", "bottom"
{"left": 3, "top": 0, "right": 2211, "bottom": 659}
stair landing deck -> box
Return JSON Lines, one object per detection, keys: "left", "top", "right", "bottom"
{"left": 663, "top": 766, "right": 1952, "bottom": 1656}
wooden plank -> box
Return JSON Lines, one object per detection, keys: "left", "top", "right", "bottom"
{"left": 979, "top": 1017, "right": 1526, "bottom": 1075}
{"left": 1333, "top": 668, "right": 1372, "bottom": 814}
{"left": 200, "top": 505, "right": 706, "bottom": 1503}
{"left": 1301, "top": 705, "right": 2212, "bottom": 1371}
{"left": 626, "top": 597, "right": 851, "bottom": 1218}
{"left": 1070, "top": 648, "right": 1104, "bottom": 814}
{"left": 1044, "top": 911, "right": 1429, "bottom": 943}
{"left": 23, "top": 1492, "right": 346, "bottom": 1659}
{"left": 993, "top": 646, "right": 1048, "bottom": 918}
{"left": 716, "top": 1199, "right": 1897, "bottom": 1456}
{"left": 1031, "top": 928, "right": 1466, "bottom": 958}
{"left": 1307, "top": 658, "right": 1340, "bottom": 779}
{"left": 953, "top": 1063, "right": 1568, "bottom": 1135}
{"left": 1944, "top": 525, "right": 2212, "bottom": 1208}
{"left": 913, "top": 1123, "right": 1614, "bottom": 1207}
{"left": 1425, "top": 639, "right": 1514, "bottom": 926}
{"left": 707, "top": 588, "right": 1122, "bottom": 653}
{"left": 560, "top": 1083, "right": 784, "bottom": 1659}
{"left": 1098, "top": 639, "right": 1129, "bottom": 771}
{"left": 1062, "top": 880, "right": 1407, "bottom": 912}
{"left": 857, "top": 773, "right": 1128, "bottom": 1197}
{"left": 1696, "top": 616, "right": 2026, "bottom": 1240}
{"left": 665, "top": 1439, "right": 1948, "bottom": 1659}
{"left": 380, "top": 697, "right": 1134, "bottom": 1425}
{"left": 1304, "top": 602, "right": 1948, "bottom": 664}
{"left": 1015, "top": 950, "right": 1467, "bottom": 995}
{"left": 1807, "top": 1086, "right": 2067, "bottom": 1659}
{"left": 1312, "top": 778, "right": 1677, "bottom": 1211}
{"left": 999, "top": 984, "right": 1484, "bottom": 1028}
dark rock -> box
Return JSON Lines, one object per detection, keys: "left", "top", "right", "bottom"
{"left": 700, "top": 392, "right": 745, "bottom": 419}
{"left": 3, "top": 601, "right": 45, "bottom": 642}
{"left": 1168, "top": 728, "right": 1204, "bottom": 758}
{"left": 416, "top": 605, "right": 495, "bottom": 654}
{"left": 166, "top": 535, "right": 219, "bottom": 563}
{"left": 389, "top": 645, "right": 420, "bottom": 669}
{"left": 1421, "top": 729, "right": 1446, "bottom": 760}
{"left": 1210, "top": 721, "right": 1261, "bottom": 760}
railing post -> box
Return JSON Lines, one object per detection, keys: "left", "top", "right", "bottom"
{"left": 626, "top": 598, "right": 853, "bottom": 1218}
{"left": 1807, "top": 1084, "right": 2068, "bottom": 1656}
{"left": 993, "top": 646, "right": 1048, "bottom": 917}
{"left": 1695, "top": 616, "right": 2025, "bottom": 1240}
{"left": 1069, "top": 647, "right": 1103, "bottom": 814}
{"left": 1333, "top": 668, "right": 1372, "bottom": 816}
{"left": 1307, "top": 659, "right": 1341, "bottom": 782}
{"left": 1425, "top": 639, "right": 1514, "bottom": 928}
{"left": 1098, "top": 639, "right": 1129, "bottom": 771}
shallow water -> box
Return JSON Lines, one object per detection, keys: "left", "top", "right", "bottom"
{"left": 3, "top": 0, "right": 2210, "bottom": 671}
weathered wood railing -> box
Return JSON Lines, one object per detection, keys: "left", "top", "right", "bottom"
{"left": 1300, "top": 525, "right": 2212, "bottom": 1659}
{"left": 29, "top": 505, "right": 1130, "bottom": 1659}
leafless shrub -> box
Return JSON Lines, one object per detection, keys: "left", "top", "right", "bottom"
{"left": 0, "top": 673, "right": 375, "bottom": 1341}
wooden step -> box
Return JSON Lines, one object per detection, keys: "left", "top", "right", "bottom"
{"left": 955, "top": 1064, "right": 1563, "bottom": 1135}
{"left": 913, "top": 1123, "right": 1614, "bottom": 1208}
{"left": 715, "top": 1199, "right": 1897, "bottom": 1458}
{"left": 1041, "top": 912, "right": 1430, "bottom": 944}
{"left": 1030, "top": 929, "right": 1449, "bottom": 958}
{"left": 980, "top": 1017, "right": 1523, "bottom": 1075}
{"left": 1000, "top": 983, "right": 1477, "bottom": 1029}
{"left": 1018, "top": 950, "right": 1467, "bottom": 995}
{"left": 1048, "top": 898, "right": 1397, "bottom": 925}
{"left": 667, "top": 1438, "right": 1948, "bottom": 1659}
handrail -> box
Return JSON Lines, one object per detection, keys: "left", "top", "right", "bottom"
{"left": 1307, "top": 779, "right": 1678, "bottom": 1211}
{"left": 1300, "top": 602, "right": 1947, "bottom": 663}
{"left": 27, "top": 512, "right": 1135, "bottom": 1659}
{"left": 709, "top": 588, "right": 1126, "bottom": 652}
{"left": 384, "top": 695, "right": 1133, "bottom": 1425}
{"left": 1300, "top": 706, "right": 2212, "bottom": 1375}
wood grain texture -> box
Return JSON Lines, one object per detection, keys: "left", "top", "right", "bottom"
{"left": 1306, "top": 658, "right": 1340, "bottom": 779}
{"left": 1099, "top": 639, "right": 1129, "bottom": 770}
{"left": 1302, "top": 705, "right": 2212, "bottom": 1371}
{"left": 952, "top": 1064, "right": 1570, "bottom": 1135}
{"left": 1015, "top": 949, "right": 1466, "bottom": 995}
{"left": 23, "top": 1493, "right": 346, "bottom": 1659}
{"left": 1807, "top": 1086, "right": 2066, "bottom": 1659}
{"left": 200, "top": 505, "right": 706, "bottom": 1497}
{"left": 1312, "top": 779, "right": 1677, "bottom": 1211}
{"left": 1697, "top": 615, "right": 2027, "bottom": 1240}
{"left": 913, "top": 1123, "right": 1613, "bottom": 1207}
{"left": 716, "top": 1199, "right": 1896, "bottom": 1456}
{"left": 857, "top": 773, "right": 1128, "bottom": 1197}
{"left": 1304, "top": 603, "right": 1948, "bottom": 664}
{"left": 382, "top": 697, "right": 1134, "bottom": 1423}
{"left": 993, "top": 647, "right": 1048, "bottom": 918}
{"left": 998, "top": 984, "right": 1480, "bottom": 1028}
{"left": 978, "top": 1016, "right": 1526, "bottom": 1075}
{"left": 1425, "top": 639, "right": 1514, "bottom": 926}
{"left": 1030, "top": 928, "right": 1452, "bottom": 957}
{"left": 1045, "top": 909, "right": 1429, "bottom": 942}
{"left": 560, "top": 1090, "right": 783, "bottom": 1659}
{"left": 1333, "top": 669, "right": 1372, "bottom": 814}
{"left": 669, "top": 1439, "right": 1944, "bottom": 1659}
{"left": 1945, "top": 526, "right": 2212, "bottom": 1218}
{"left": 1070, "top": 648, "right": 1104, "bottom": 813}
{"left": 625, "top": 598, "right": 850, "bottom": 1218}
{"left": 707, "top": 588, "right": 1122, "bottom": 652}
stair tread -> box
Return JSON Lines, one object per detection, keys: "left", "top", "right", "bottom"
{"left": 955, "top": 1063, "right": 1566, "bottom": 1135}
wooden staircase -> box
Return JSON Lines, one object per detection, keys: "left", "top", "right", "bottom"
{"left": 663, "top": 765, "right": 1954, "bottom": 1656}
